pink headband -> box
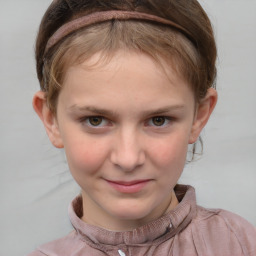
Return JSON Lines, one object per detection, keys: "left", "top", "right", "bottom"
{"left": 44, "top": 10, "right": 192, "bottom": 55}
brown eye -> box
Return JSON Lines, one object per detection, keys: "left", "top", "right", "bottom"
{"left": 151, "top": 117, "right": 166, "bottom": 126}
{"left": 88, "top": 117, "right": 103, "bottom": 126}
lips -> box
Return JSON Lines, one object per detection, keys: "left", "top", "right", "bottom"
{"left": 105, "top": 179, "right": 152, "bottom": 193}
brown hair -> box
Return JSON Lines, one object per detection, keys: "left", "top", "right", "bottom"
{"left": 36, "top": 0, "right": 216, "bottom": 113}
{"left": 36, "top": 1, "right": 216, "bottom": 160}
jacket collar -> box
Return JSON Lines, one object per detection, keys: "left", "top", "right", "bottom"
{"left": 69, "top": 184, "right": 197, "bottom": 246}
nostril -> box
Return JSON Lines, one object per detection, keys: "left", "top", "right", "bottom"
{"left": 110, "top": 151, "right": 145, "bottom": 172}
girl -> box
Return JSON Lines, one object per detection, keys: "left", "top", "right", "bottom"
{"left": 29, "top": 0, "right": 256, "bottom": 255}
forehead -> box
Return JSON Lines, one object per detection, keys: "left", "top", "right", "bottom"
{"left": 59, "top": 51, "right": 195, "bottom": 113}
{"left": 63, "top": 50, "right": 185, "bottom": 89}
{"left": 63, "top": 48, "right": 191, "bottom": 88}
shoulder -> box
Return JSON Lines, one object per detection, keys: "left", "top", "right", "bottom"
{"left": 192, "top": 206, "right": 256, "bottom": 255}
{"left": 26, "top": 231, "right": 86, "bottom": 256}
{"left": 195, "top": 206, "right": 256, "bottom": 236}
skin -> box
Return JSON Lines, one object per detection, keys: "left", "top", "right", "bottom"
{"left": 33, "top": 51, "right": 217, "bottom": 231}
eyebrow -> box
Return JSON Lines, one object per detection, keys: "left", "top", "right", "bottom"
{"left": 141, "top": 105, "right": 185, "bottom": 116}
{"left": 68, "top": 104, "right": 185, "bottom": 117}
{"left": 68, "top": 105, "right": 118, "bottom": 117}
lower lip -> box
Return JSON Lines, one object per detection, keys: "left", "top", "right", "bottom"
{"left": 106, "top": 180, "right": 151, "bottom": 194}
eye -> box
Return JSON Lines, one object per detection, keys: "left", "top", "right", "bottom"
{"left": 148, "top": 116, "right": 171, "bottom": 127}
{"left": 83, "top": 116, "right": 109, "bottom": 127}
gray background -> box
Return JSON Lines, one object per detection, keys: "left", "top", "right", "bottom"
{"left": 0, "top": 1, "right": 255, "bottom": 255}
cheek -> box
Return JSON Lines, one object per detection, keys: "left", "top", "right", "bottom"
{"left": 149, "top": 133, "right": 189, "bottom": 169}
{"left": 64, "top": 136, "right": 109, "bottom": 176}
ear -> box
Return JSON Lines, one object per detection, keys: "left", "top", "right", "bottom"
{"left": 33, "top": 91, "right": 64, "bottom": 148}
{"left": 189, "top": 88, "right": 218, "bottom": 144}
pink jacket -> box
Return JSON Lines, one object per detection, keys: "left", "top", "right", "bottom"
{"left": 28, "top": 185, "right": 256, "bottom": 256}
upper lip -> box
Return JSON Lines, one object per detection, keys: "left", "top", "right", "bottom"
{"left": 105, "top": 179, "right": 152, "bottom": 186}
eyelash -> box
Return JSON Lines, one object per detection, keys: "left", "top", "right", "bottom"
{"left": 146, "top": 116, "right": 172, "bottom": 127}
{"left": 81, "top": 116, "right": 111, "bottom": 128}
{"left": 80, "top": 116, "right": 173, "bottom": 128}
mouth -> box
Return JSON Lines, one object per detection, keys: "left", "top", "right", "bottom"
{"left": 104, "top": 179, "right": 152, "bottom": 194}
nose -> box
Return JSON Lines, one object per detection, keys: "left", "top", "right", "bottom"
{"left": 110, "top": 128, "right": 145, "bottom": 172}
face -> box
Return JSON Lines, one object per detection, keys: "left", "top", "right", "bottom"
{"left": 37, "top": 51, "right": 215, "bottom": 231}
